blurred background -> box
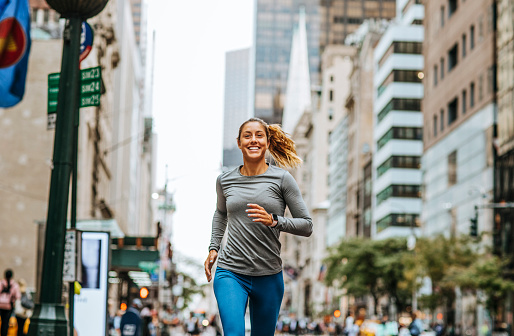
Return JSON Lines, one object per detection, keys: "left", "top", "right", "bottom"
{"left": 0, "top": 0, "right": 513, "bottom": 335}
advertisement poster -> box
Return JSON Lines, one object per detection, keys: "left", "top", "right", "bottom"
{"left": 74, "top": 231, "right": 110, "bottom": 336}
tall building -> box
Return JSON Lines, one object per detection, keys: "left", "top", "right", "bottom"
{"left": 251, "top": 0, "right": 396, "bottom": 125}
{"left": 344, "top": 20, "right": 386, "bottom": 239}
{"left": 222, "top": 48, "right": 250, "bottom": 169}
{"left": 372, "top": 0, "right": 424, "bottom": 239}
{"left": 495, "top": 0, "right": 514, "bottom": 262}
{"left": 421, "top": 0, "right": 496, "bottom": 238}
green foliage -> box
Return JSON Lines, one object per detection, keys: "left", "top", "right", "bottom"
{"left": 446, "top": 254, "right": 514, "bottom": 315}
{"left": 323, "top": 234, "right": 513, "bottom": 317}
{"left": 324, "top": 237, "right": 412, "bottom": 313}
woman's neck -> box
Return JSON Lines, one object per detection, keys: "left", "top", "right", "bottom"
{"left": 240, "top": 161, "right": 268, "bottom": 176}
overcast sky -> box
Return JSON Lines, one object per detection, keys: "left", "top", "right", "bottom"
{"left": 147, "top": 0, "right": 253, "bottom": 275}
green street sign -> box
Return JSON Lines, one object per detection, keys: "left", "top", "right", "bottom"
{"left": 47, "top": 66, "right": 102, "bottom": 114}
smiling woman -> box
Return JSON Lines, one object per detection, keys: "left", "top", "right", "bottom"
{"left": 204, "top": 117, "right": 312, "bottom": 336}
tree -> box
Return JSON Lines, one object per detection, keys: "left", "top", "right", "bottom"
{"left": 446, "top": 254, "right": 514, "bottom": 323}
{"left": 324, "top": 238, "right": 384, "bottom": 315}
{"left": 324, "top": 237, "right": 412, "bottom": 315}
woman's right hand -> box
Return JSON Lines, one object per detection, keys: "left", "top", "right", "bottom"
{"left": 204, "top": 249, "right": 218, "bottom": 282}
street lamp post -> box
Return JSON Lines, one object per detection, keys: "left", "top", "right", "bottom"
{"left": 27, "top": 1, "right": 108, "bottom": 335}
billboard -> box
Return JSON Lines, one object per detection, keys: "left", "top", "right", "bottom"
{"left": 74, "top": 231, "right": 110, "bottom": 336}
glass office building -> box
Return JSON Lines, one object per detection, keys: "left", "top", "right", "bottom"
{"left": 251, "top": 0, "right": 396, "bottom": 125}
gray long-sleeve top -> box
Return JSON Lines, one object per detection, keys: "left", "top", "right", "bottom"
{"left": 208, "top": 164, "right": 313, "bottom": 276}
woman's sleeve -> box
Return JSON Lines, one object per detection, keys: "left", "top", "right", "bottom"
{"left": 276, "top": 171, "right": 313, "bottom": 237}
{"left": 208, "top": 175, "right": 228, "bottom": 252}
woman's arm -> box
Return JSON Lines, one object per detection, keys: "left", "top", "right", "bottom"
{"left": 276, "top": 171, "right": 313, "bottom": 237}
{"left": 207, "top": 175, "right": 227, "bottom": 252}
{"left": 205, "top": 175, "right": 227, "bottom": 282}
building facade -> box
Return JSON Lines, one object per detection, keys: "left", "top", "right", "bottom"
{"left": 222, "top": 48, "right": 250, "bottom": 169}
{"left": 421, "top": 0, "right": 496, "bottom": 238}
{"left": 251, "top": 0, "right": 396, "bottom": 125}
{"left": 493, "top": 0, "right": 513, "bottom": 326}
{"left": 344, "top": 21, "right": 386, "bottom": 238}
{"left": 372, "top": 0, "right": 424, "bottom": 239}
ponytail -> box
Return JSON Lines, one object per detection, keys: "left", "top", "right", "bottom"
{"left": 268, "top": 124, "right": 302, "bottom": 169}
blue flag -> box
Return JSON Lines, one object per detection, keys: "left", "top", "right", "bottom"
{"left": 0, "top": 0, "right": 31, "bottom": 108}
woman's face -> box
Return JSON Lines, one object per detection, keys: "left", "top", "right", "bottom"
{"left": 237, "top": 121, "right": 269, "bottom": 162}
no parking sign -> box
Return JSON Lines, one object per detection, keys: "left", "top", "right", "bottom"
{"left": 80, "top": 21, "right": 93, "bottom": 64}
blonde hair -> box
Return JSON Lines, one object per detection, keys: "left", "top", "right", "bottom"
{"left": 238, "top": 118, "right": 302, "bottom": 169}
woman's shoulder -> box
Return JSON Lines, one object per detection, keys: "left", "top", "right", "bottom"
{"left": 216, "top": 166, "right": 241, "bottom": 184}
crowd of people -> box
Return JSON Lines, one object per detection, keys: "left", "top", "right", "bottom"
{"left": 109, "top": 300, "right": 222, "bottom": 336}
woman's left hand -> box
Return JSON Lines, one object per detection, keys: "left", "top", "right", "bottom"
{"left": 246, "top": 203, "right": 274, "bottom": 227}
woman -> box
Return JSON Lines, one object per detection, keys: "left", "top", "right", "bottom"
{"left": 14, "top": 279, "right": 32, "bottom": 336}
{"left": 0, "top": 269, "right": 21, "bottom": 336}
{"left": 204, "top": 118, "right": 313, "bottom": 336}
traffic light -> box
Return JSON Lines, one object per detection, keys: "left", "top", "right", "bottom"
{"left": 139, "top": 287, "right": 149, "bottom": 299}
{"left": 470, "top": 214, "right": 478, "bottom": 237}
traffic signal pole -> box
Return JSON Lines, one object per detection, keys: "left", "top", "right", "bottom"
{"left": 471, "top": 203, "right": 514, "bottom": 237}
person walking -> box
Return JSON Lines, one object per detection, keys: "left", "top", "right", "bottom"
{"left": 120, "top": 299, "right": 143, "bottom": 336}
{"left": 0, "top": 269, "right": 21, "bottom": 336}
{"left": 14, "top": 279, "right": 33, "bottom": 336}
{"left": 204, "top": 117, "right": 313, "bottom": 336}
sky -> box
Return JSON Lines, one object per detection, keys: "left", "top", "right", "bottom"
{"left": 147, "top": 0, "right": 254, "bottom": 276}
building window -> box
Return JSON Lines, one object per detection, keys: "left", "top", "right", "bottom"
{"left": 330, "top": 75, "right": 334, "bottom": 82}
{"left": 440, "top": 109, "right": 445, "bottom": 132}
{"left": 448, "top": 97, "right": 458, "bottom": 125}
{"left": 441, "top": 6, "right": 445, "bottom": 27}
{"left": 448, "top": 151, "right": 457, "bottom": 186}
{"left": 31, "top": 8, "right": 37, "bottom": 22}
{"left": 376, "top": 213, "right": 420, "bottom": 233}
{"left": 377, "top": 98, "right": 421, "bottom": 123}
{"left": 434, "top": 65, "right": 438, "bottom": 86}
{"left": 448, "top": 44, "right": 458, "bottom": 72}
{"left": 440, "top": 58, "right": 445, "bottom": 79}
{"left": 329, "top": 90, "right": 333, "bottom": 101}
{"left": 470, "top": 25, "right": 475, "bottom": 49}
{"left": 376, "top": 184, "right": 421, "bottom": 206}
{"left": 44, "top": 9, "right": 49, "bottom": 23}
{"left": 448, "top": 0, "right": 457, "bottom": 17}
{"left": 377, "top": 155, "right": 421, "bottom": 177}
{"left": 377, "top": 127, "right": 423, "bottom": 150}
{"left": 462, "top": 90, "right": 467, "bottom": 114}
{"left": 433, "top": 115, "right": 438, "bottom": 137}
{"left": 462, "top": 34, "right": 467, "bottom": 58}
{"left": 470, "top": 82, "right": 475, "bottom": 107}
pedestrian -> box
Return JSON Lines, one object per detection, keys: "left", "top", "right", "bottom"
{"left": 408, "top": 313, "right": 422, "bottom": 336}
{"left": 184, "top": 312, "right": 200, "bottom": 336}
{"left": 0, "top": 269, "right": 21, "bottom": 336}
{"left": 14, "top": 279, "right": 33, "bottom": 336}
{"left": 120, "top": 299, "right": 143, "bottom": 336}
{"left": 204, "top": 117, "right": 313, "bottom": 336}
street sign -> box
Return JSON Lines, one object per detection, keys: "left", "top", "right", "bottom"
{"left": 63, "top": 229, "right": 82, "bottom": 282}
{"left": 47, "top": 66, "right": 102, "bottom": 129}
{"left": 79, "top": 21, "right": 94, "bottom": 64}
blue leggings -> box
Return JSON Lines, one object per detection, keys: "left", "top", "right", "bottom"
{"left": 213, "top": 267, "right": 284, "bottom": 336}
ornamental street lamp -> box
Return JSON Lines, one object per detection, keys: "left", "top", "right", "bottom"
{"left": 27, "top": 0, "right": 108, "bottom": 335}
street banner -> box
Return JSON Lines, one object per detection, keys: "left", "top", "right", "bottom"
{"left": 0, "top": 0, "right": 31, "bottom": 107}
